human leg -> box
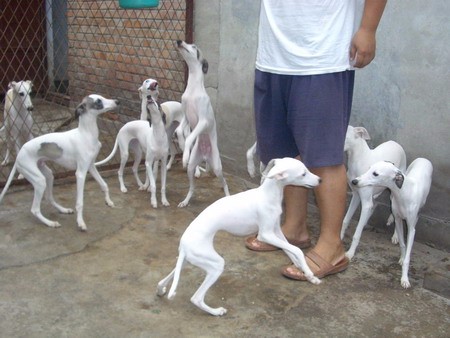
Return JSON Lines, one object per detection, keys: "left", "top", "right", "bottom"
{"left": 281, "top": 164, "right": 349, "bottom": 280}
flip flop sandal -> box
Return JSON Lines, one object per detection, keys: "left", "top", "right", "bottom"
{"left": 280, "top": 249, "right": 349, "bottom": 281}
{"left": 244, "top": 235, "right": 312, "bottom": 252}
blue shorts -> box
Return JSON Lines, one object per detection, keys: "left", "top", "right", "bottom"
{"left": 254, "top": 69, "right": 354, "bottom": 168}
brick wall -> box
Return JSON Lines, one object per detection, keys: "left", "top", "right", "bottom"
{"left": 67, "top": 0, "right": 189, "bottom": 119}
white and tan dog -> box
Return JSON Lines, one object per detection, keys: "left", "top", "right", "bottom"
{"left": 0, "top": 95, "right": 118, "bottom": 231}
{"left": 157, "top": 158, "right": 321, "bottom": 316}
{"left": 341, "top": 126, "right": 407, "bottom": 259}
{"left": 351, "top": 158, "right": 433, "bottom": 288}
{"left": 1, "top": 80, "right": 34, "bottom": 166}
{"left": 96, "top": 90, "right": 170, "bottom": 208}
{"left": 175, "top": 40, "right": 229, "bottom": 207}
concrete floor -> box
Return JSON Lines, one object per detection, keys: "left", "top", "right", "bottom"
{"left": 0, "top": 163, "right": 449, "bottom": 337}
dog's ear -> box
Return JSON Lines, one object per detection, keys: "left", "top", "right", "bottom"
{"left": 8, "top": 82, "right": 17, "bottom": 90}
{"left": 266, "top": 159, "right": 289, "bottom": 181}
{"left": 138, "top": 86, "right": 143, "bottom": 99}
{"left": 202, "top": 59, "right": 209, "bottom": 74}
{"left": 394, "top": 170, "right": 404, "bottom": 189}
{"left": 26, "top": 80, "right": 33, "bottom": 88}
{"left": 75, "top": 103, "right": 86, "bottom": 118}
{"left": 354, "top": 127, "right": 370, "bottom": 140}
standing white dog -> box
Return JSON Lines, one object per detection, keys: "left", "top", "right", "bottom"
{"left": 1, "top": 80, "right": 34, "bottom": 166}
{"left": 176, "top": 40, "right": 229, "bottom": 207}
{"left": 351, "top": 159, "right": 433, "bottom": 288}
{"left": 139, "top": 79, "right": 184, "bottom": 170}
{"left": 96, "top": 93, "right": 170, "bottom": 208}
{"left": 157, "top": 158, "right": 321, "bottom": 316}
{"left": 341, "top": 126, "right": 407, "bottom": 259}
{"left": 0, "top": 95, "right": 118, "bottom": 231}
{"left": 96, "top": 79, "right": 159, "bottom": 192}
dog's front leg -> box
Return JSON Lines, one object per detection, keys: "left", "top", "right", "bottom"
{"left": 259, "top": 231, "right": 321, "bottom": 285}
{"left": 75, "top": 168, "right": 89, "bottom": 231}
{"left": 345, "top": 196, "right": 376, "bottom": 260}
{"left": 182, "top": 120, "right": 208, "bottom": 168}
{"left": 341, "top": 187, "right": 361, "bottom": 239}
{"left": 400, "top": 217, "right": 417, "bottom": 289}
{"left": 160, "top": 156, "right": 170, "bottom": 207}
{"left": 145, "top": 156, "right": 158, "bottom": 208}
{"left": 88, "top": 165, "right": 114, "bottom": 207}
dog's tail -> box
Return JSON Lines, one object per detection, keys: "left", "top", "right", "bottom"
{"left": 167, "top": 249, "right": 186, "bottom": 299}
{"left": 95, "top": 135, "right": 120, "bottom": 166}
{"left": 0, "top": 162, "right": 18, "bottom": 204}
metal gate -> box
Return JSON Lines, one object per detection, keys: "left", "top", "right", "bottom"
{"left": 0, "top": 0, "right": 192, "bottom": 186}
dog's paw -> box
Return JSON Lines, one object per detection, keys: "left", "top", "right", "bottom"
{"left": 60, "top": 208, "right": 74, "bottom": 214}
{"left": 161, "top": 200, "right": 170, "bottom": 207}
{"left": 177, "top": 201, "right": 188, "bottom": 208}
{"left": 401, "top": 278, "right": 411, "bottom": 289}
{"left": 77, "top": 223, "right": 87, "bottom": 231}
{"left": 210, "top": 307, "right": 227, "bottom": 316}
{"left": 194, "top": 166, "right": 201, "bottom": 178}
{"left": 105, "top": 200, "right": 115, "bottom": 207}
{"left": 151, "top": 200, "right": 158, "bottom": 208}
{"left": 47, "top": 221, "right": 61, "bottom": 228}
{"left": 391, "top": 232, "right": 399, "bottom": 245}
{"left": 156, "top": 285, "right": 167, "bottom": 296}
{"left": 120, "top": 187, "right": 128, "bottom": 193}
{"left": 307, "top": 275, "right": 321, "bottom": 285}
{"left": 345, "top": 250, "right": 355, "bottom": 261}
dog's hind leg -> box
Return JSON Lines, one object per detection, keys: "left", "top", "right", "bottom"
{"left": 178, "top": 143, "right": 202, "bottom": 207}
{"left": 40, "top": 163, "right": 73, "bottom": 214}
{"left": 189, "top": 252, "right": 227, "bottom": 316}
{"left": 21, "top": 164, "right": 61, "bottom": 228}
{"left": 209, "top": 141, "right": 229, "bottom": 197}
{"left": 157, "top": 268, "right": 176, "bottom": 297}
{"left": 117, "top": 140, "right": 133, "bottom": 193}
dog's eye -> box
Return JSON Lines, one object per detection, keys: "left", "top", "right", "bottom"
{"left": 302, "top": 172, "right": 306, "bottom": 177}
{"left": 373, "top": 172, "right": 379, "bottom": 177}
{"left": 19, "top": 92, "right": 25, "bottom": 97}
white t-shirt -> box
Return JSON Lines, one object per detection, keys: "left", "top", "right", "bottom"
{"left": 256, "top": 0, "right": 360, "bottom": 75}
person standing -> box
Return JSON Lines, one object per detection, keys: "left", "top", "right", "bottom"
{"left": 245, "top": 0, "right": 387, "bottom": 280}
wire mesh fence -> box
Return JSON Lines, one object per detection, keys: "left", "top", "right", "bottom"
{"left": 0, "top": 0, "right": 192, "bottom": 186}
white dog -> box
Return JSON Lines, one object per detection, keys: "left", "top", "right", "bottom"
{"left": 95, "top": 79, "right": 158, "bottom": 192}
{"left": 175, "top": 40, "right": 229, "bottom": 207}
{"left": 351, "top": 158, "right": 433, "bottom": 288}
{"left": 157, "top": 157, "right": 321, "bottom": 316}
{"left": 0, "top": 95, "right": 118, "bottom": 231}
{"left": 96, "top": 93, "right": 170, "bottom": 208}
{"left": 341, "top": 126, "right": 407, "bottom": 259}
{"left": 1, "top": 80, "right": 34, "bottom": 166}
{"left": 139, "top": 79, "right": 184, "bottom": 170}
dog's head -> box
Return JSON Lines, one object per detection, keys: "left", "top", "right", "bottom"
{"left": 176, "top": 40, "right": 209, "bottom": 74}
{"left": 138, "top": 78, "right": 159, "bottom": 101}
{"left": 351, "top": 160, "right": 404, "bottom": 189}
{"left": 344, "top": 125, "right": 371, "bottom": 151}
{"left": 145, "top": 95, "right": 166, "bottom": 125}
{"left": 8, "top": 80, "right": 34, "bottom": 112}
{"left": 264, "top": 158, "right": 321, "bottom": 189}
{"left": 75, "top": 94, "right": 120, "bottom": 119}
